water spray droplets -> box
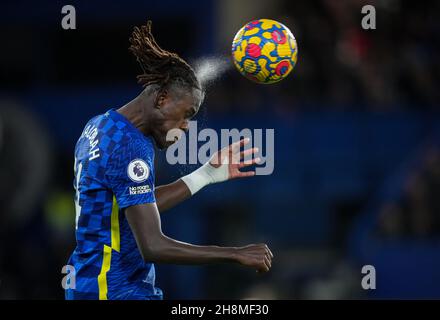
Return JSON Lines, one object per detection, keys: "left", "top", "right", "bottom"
{"left": 194, "top": 56, "right": 231, "bottom": 90}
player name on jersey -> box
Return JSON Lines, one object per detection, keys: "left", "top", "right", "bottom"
{"left": 82, "top": 124, "right": 100, "bottom": 161}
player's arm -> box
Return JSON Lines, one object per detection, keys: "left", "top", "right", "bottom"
{"left": 154, "top": 180, "right": 191, "bottom": 212}
{"left": 155, "top": 138, "right": 260, "bottom": 212}
{"left": 125, "top": 202, "right": 272, "bottom": 271}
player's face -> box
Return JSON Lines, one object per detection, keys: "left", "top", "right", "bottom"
{"left": 153, "top": 87, "right": 203, "bottom": 149}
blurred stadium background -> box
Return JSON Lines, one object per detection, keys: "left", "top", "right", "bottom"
{"left": 1, "top": 0, "right": 439, "bottom": 299}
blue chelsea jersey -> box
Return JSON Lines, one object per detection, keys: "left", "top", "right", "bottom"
{"left": 65, "top": 109, "right": 163, "bottom": 300}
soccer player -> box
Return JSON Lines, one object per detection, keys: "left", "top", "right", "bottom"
{"left": 65, "top": 21, "right": 273, "bottom": 300}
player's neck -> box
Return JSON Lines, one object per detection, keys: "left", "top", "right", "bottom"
{"left": 117, "top": 94, "right": 153, "bottom": 136}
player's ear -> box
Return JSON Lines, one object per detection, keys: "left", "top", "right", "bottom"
{"left": 155, "top": 89, "right": 169, "bottom": 109}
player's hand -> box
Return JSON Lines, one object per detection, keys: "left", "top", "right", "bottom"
{"left": 209, "top": 138, "right": 260, "bottom": 180}
{"left": 181, "top": 138, "right": 259, "bottom": 194}
{"left": 234, "top": 243, "right": 273, "bottom": 273}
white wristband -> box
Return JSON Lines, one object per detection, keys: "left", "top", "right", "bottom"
{"left": 181, "top": 159, "right": 229, "bottom": 195}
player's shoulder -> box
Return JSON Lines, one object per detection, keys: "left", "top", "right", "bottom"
{"left": 76, "top": 109, "right": 154, "bottom": 161}
{"left": 83, "top": 109, "right": 150, "bottom": 143}
{"left": 97, "top": 109, "right": 155, "bottom": 158}
{"left": 85, "top": 109, "right": 125, "bottom": 137}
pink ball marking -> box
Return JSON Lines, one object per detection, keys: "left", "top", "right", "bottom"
{"left": 246, "top": 43, "right": 261, "bottom": 58}
{"left": 245, "top": 20, "right": 260, "bottom": 30}
{"left": 271, "top": 30, "right": 287, "bottom": 44}
{"left": 275, "top": 61, "right": 290, "bottom": 76}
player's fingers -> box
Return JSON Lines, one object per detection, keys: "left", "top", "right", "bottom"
{"left": 230, "top": 138, "right": 246, "bottom": 153}
{"left": 256, "top": 265, "right": 269, "bottom": 274}
{"left": 266, "top": 246, "right": 274, "bottom": 259}
{"left": 238, "top": 157, "right": 261, "bottom": 168}
{"left": 264, "top": 255, "right": 272, "bottom": 268}
{"left": 239, "top": 147, "right": 259, "bottom": 159}
{"left": 231, "top": 138, "right": 251, "bottom": 153}
{"left": 231, "top": 152, "right": 241, "bottom": 165}
{"left": 261, "top": 258, "right": 270, "bottom": 272}
{"left": 239, "top": 137, "right": 251, "bottom": 148}
{"left": 235, "top": 171, "right": 255, "bottom": 178}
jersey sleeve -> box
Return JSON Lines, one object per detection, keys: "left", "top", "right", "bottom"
{"left": 105, "top": 138, "right": 156, "bottom": 209}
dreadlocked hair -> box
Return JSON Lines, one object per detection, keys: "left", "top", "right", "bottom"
{"left": 129, "top": 20, "right": 200, "bottom": 92}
